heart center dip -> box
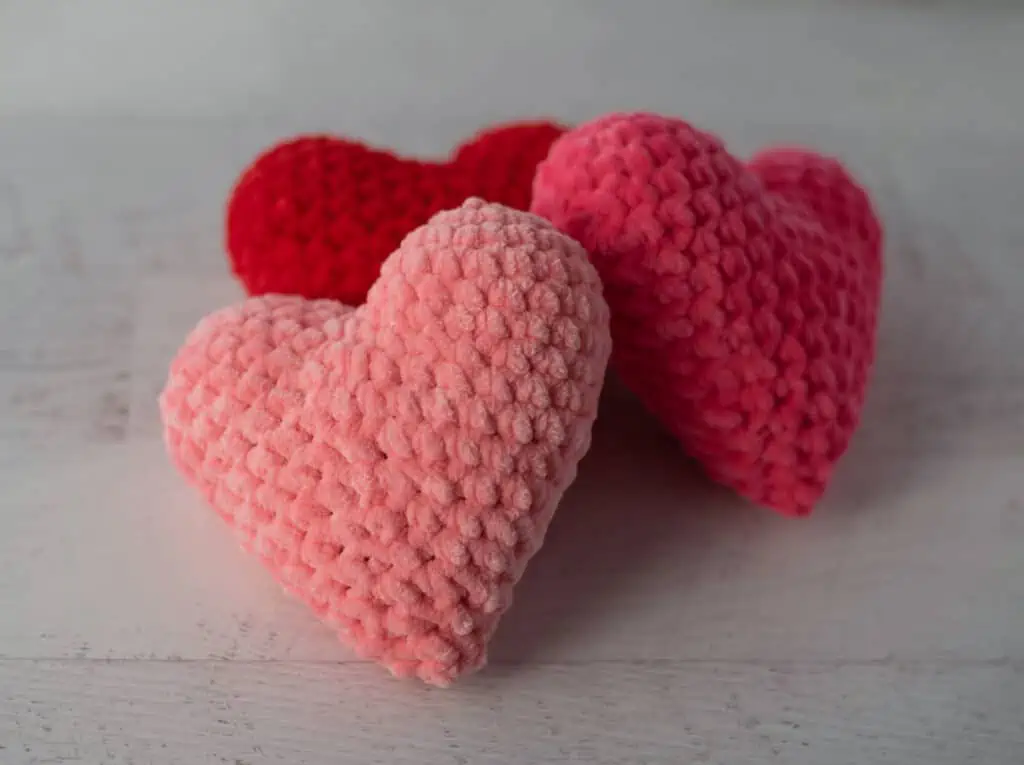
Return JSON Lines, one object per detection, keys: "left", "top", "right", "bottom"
{"left": 162, "top": 199, "right": 611, "bottom": 685}
{"left": 226, "top": 121, "right": 566, "bottom": 305}
{"left": 532, "top": 114, "right": 883, "bottom": 516}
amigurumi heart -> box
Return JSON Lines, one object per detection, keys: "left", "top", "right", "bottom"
{"left": 226, "top": 120, "right": 566, "bottom": 306}
{"left": 161, "top": 199, "right": 612, "bottom": 685}
{"left": 531, "top": 113, "right": 883, "bottom": 516}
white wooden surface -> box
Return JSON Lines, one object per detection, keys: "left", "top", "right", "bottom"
{"left": 2, "top": 1, "right": 1023, "bottom": 763}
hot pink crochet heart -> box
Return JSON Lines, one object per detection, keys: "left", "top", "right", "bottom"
{"left": 531, "top": 113, "right": 883, "bottom": 515}
{"left": 160, "top": 199, "right": 611, "bottom": 685}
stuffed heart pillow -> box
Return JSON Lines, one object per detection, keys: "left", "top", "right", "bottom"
{"left": 531, "top": 113, "right": 884, "bottom": 516}
{"left": 226, "top": 120, "right": 566, "bottom": 305}
{"left": 161, "top": 199, "right": 611, "bottom": 685}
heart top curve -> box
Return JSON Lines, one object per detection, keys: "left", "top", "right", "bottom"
{"left": 531, "top": 113, "right": 884, "bottom": 515}
{"left": 226, "top": 120, "right": 566, "bottom": 306}
{"left": 163, "top": 199, "right": 611, "bottom": 685}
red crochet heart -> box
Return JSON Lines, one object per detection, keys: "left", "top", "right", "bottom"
{"left": 226, "top": 120, "right": 566, "bottom": 305}
{"left": 531, "top": 114, "right": 884, "bottom": 516}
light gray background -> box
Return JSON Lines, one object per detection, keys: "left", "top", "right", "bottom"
{"left": 1, "top": 2, "right": 1022, "bottom": 763}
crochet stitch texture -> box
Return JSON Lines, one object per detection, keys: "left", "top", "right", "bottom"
{"left": 226, "top": 121, "right": 566, "bottom": 305}
{"left": 161, "top": 199, "right": 612, "bottom": 685}
{"left": 531, "top": 113, "right": 883, "bottom": 515}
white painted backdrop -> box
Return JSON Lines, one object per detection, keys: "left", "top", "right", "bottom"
{"left": 1, "top": 1, "right": 1023, "bottom": 763}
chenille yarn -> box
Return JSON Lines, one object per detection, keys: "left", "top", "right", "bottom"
{"left": 226, "top": 120, "right": 566, "bottom": 305}
{"left": 161, "top": 199, "right": 612, "bottom": 685}
{"left": 531, "top": 113, "right": 883, "bottom": 516}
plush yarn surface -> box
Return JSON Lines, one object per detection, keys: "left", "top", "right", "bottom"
{"left": 226, "top": 120, "right": 566, "bottom": 305}
{"left": 161, "top": 199, "right": 611, "bottom": 685}
{"left": 531, "top": 113, "right": 883, "bottom": 516}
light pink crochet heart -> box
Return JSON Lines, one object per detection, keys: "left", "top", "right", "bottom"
{"left": 160, "top": 199, "right": 611, "bottom": 685}
{"left": 531, "top": 114, "right": 883, "bottom": 515}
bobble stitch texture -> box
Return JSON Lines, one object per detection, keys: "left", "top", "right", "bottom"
{"left": 531, "top": 113, "right": 883, "bottom": 515}
{"left": 226, "top": 121, "right": 566, "bottom": 305}
{"left": 161, "top": 199, "right": 611, "bottom": 685}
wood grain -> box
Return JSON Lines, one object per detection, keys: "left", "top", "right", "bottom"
{"left": 2, "top": 1, "right": 1024, "bottom": 762}
{"left": 3, "top": 660, "right": 1022, "bottom": 765}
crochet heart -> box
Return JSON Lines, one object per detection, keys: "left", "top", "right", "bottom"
{"left": 161, "top": 199, "right": 611, "bottom": 685}
{"left": 226, "top": 120, "right": 566, "bottom": 305}
{"left": 531, "top": 113, "right": 883, "bottom": 516}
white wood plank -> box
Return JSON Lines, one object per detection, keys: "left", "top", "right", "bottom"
{"left": 0, "top": 179, "right": 32, "bottom": 261}
{"left": 2, "top": 411, "right": 1022, "bottom": 665}
{"left": 0, "top": 121, "right": 246, "bottom": 277}
{"left": 874, "top": 134, "right": 1024, "bottom": 388}
{"left": 0, "top": 118, "right": 1021, "bottom": 668}
{"left": 2, "top": 660, "right": 1021, "bottom": 764}
{"left": 0, "top": 261, "right": 134, "bottom": 451}
{"left": 2, "top": 1, "right": 1024, "bottom": 761}
{"left": 2, "top": 1, "right": 1023, "bottom": 136}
